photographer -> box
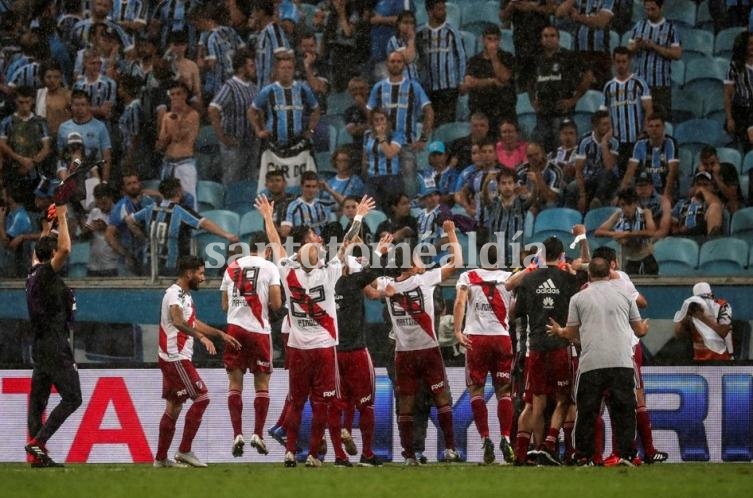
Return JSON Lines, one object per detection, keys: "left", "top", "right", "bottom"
{"left": 673, "top": 282, "right": 733, "bottom": 361}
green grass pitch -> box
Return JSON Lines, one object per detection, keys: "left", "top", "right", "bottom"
{"left": 0, "top": 463, "right": 750, "bottom": 498}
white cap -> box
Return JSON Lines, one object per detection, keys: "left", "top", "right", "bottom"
{"left": 693, "top": 282, "right": 712, "bottom": 296}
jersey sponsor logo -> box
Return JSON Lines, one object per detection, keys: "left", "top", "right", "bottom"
{"left": 495, "top": 371, "right": 510, "bottom": 380}
{"left": 543, "top": 297, "right": 555, "bottom": 309}
{"left": 322, "top": 390, "right": 336, "bottom": 398}
{"left": 536, "top": 279, "right": 560, "bottom": 295}
{"left": 256, "top": 360, "right": 271, "bottom": 368}
{"left": 360, "top": 394, "right": 372, "bottom": 404}
{"left": 431, "top": 381, "right": 445, "bottom": 391}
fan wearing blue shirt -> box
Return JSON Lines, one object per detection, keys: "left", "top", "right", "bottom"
{"left": 416, "top": 141, "right": 457, "bottom": 207}
{"left": 320, "top": 147, "right": 365, "bottom": 215}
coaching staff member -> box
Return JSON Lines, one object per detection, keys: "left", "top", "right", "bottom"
{"left": 24, "top": 180, "right": 81, "bottom": 468}
{"left": 547, "top": 257, "right": 648, "bottom": 466}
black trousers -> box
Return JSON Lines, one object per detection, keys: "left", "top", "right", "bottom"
{"left": 428, "top": 89, "right": 459, "bottom": 127}
{"left": 29, "top": 351, "right": 82, "bottom": 445}
{"left": 574, "top": 367, "right": 636, "bottom": 459}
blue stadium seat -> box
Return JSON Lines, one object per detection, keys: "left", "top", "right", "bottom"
{"left": 195, "top": 210, "right": 239, "bottom": 275}
{"left": 224, "top": 180, "right": 257, "bottom": 214}
{"left": 518, "top": 113, "right": 537, "bottom": 141}
{"left": 584, "top": 206, "right": 620, "bottom": 234}
{"left": 68, "top": 241, "right": 90, "bottom": 278}
{"left": 558, "top": 30, "right": 572, "bottom": 50}
{"left": 315, "top": 151, "right": 335, "bottom": 175}
{"left": 199, "top": 209, "right": 240, "bottom": 235}
{"left": 239, "top": 210, "right": 265, "bottom": 241}
{"left": 575, "top": 90, "right": 603, "bottom": 114}
{"left": 337, "top": 126, "right": 354, "bottom": 146}
{"left": 696, "top": 0, "right": 714, "bottom": 31}
{"left": 456, "top": 93, "right": 470, "bottom": 121}
{"left": 715, "top": 147, "right": 742, "bottom": 171}
{"left": 684, "top": 57, "right": 726, "bottom": 96}
{"left": 460, "top": 30, "right": 477, "bottom": 56}
{"left": 516, "top": 92, "right": 535, "bottom": 115}
{"left": 197, "top": 180, "right": 225, "bottom": 212}
{"left": 364, "top": 210, "right": 388, "bottom": 235}
{"left": 714, "top": 27, "right": 746, "bottom": 60}
{"left": 672, "top": 89, "right": 703, "bottom": 123}
{"left": 671, "top": 60, "right": 685, "bottom": 88}
{"left": 731, "top": 207, "right": 753, "bottom": 247}
{"left": 434, "top": 121, "right": 471, "bottom": 145}
{"left": 741, "top": 175, "right": 750, "bottom": 204}
{"left": 534, "top": 208, "right": 583, "bottom": 235}
{"left": 631, "top": 0, "right": 645, "bottom": 22}
{"left": 665, "top": 0, "right": 696, "bottom": 28}
{"left": 445, "top": 1, "right": 461, "bottom": 28}
{"left": 501, "top": 29, "right": 515, "bottom": 55}
{"left": 674, "top": 119, "right": 731, "bottom": 149}
{"left": 523, "top": 210, "right": 534, "bottom": 242}
{"left": 326, "top": 92, "right": 354, "bottom": 116}
{"left": 654, "top": 237, "right": 699, "bottom": 276}
{"left": 702, "top": 90, "right": 726, "bottom": 125}
{"left": 743, "top": 151, "right": 753, "bottom": 175}
{"left": 698, "top": 237, "right": 749, "bottom": 275}
{"left": 460, "top": 2, "right": 499, "bottom": 36}
{"left": 681, "top": 29, "right": 714, "bottom": 59}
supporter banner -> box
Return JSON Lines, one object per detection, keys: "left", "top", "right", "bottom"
{"left": 1, "top": 367, "right": 751, "bottom": 464}
{"left": 256, "top": 147, "right": 316, "bottom": 195}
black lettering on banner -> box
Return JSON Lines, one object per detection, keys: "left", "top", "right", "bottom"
{"left": 389, "top": 288, "right": 424, "bottom": 317}
{"left": 233, "top": 266, "right": 260, "bottom": 297}
{"left": 290, "top": 284, "right": 326, "bottom": 318}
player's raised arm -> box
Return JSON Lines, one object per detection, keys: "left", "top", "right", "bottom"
{"left": 337, "top": 195, "right": 376, "bottom": 261}
{"left": 440, "top": 220, "right": 462, "bottom": 281}
{"left": 255, "top": 194, "right": 286, "bottom": 262}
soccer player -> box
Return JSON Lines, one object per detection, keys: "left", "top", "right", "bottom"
{"left": 221, "top": 231, "right": 283, "bottom": 458}
{"left": 380, "top": 219, "right": 463, "bottom": 465}
{"left": 24, "top": 189, "right": 80, "bottom": 468}
{"left": 154, "top": 255, "right": 242, "bottom": 468}
{"left": 512, "top": 236, "right": 577, "bottom": 466}
{"left": 453, "top": 246, "right": 515, "bottom": 464}
{"left": 255, "top": 193, "right": 376, "bottom": 468}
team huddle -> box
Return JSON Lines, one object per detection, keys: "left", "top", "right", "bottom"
{"left": 154, "top": 196, "right": 666, "bottom": 468}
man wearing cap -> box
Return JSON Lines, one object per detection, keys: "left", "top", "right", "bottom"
{"left": 57, "top": 90, "right": 112, "bottom": 183}
{"left": 674, "top": 282, "right": 733, "bottom": 361}
{"left": 635, "top": 171, "right": 671, "bottom": 241}
{"left": 622, "top": 113, "right": 678, "bottom": 200}
{"left": 416, "top": 186, "right": 448, "bottom": 251}
{"left": 417, "top": 141, "right": 457, "bottom": 207}
{"left": 0, "top": 86, "right": 52, "bottom": 211}
{"left": 670, "top": 171, "right": 723, "bottom": 237}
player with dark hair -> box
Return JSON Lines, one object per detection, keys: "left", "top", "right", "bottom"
{"left": 154, "top": 255, "right": 241, "bottom": 468}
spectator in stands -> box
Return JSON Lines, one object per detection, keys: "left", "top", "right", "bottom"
{"left": 156, "top": 80, "right": 200, "bottom": 210}
{"left": 482, "top": 167, "right": 531, "bottom": 266}
{"left": 294, "top": 31, "right": 330, "bottom": 112}
{"left": 500, "top": 0, "right": 556, "bottom": 90}
{"left": 72, "top": 22, "right": 110, "bottom": 80}
{"left": 322, "top": 0, "right": 370, "bottom": 92}
{"left": 73, "top": 48, "right": 118, "bottom": 122}
{"left": 361, "top": 107, "right": 404, "bottom": 212}
{"left": 72, "top": 0, "right": 134, "bottom": 53}
{"left": 603, "top": 46, "right": 653, "bottom": 169}
{"left": 595, "top": 187, "right": 658, "bottom": 274}
{"left": 368, "top": 0, "right": 410, "bottom": 66}
{"left": 375, "top": 192, "right": 418, "bottom": 244}
{"left": 416, "top": 186, "right": 448, "bottom": 251}
{"left": 671, "top": 171, "right": 723, "bottom": 237}
{"left": 119, "top": 31, "right": 158, "bottom": 86}
{"left": 416, "top": 141, "right": 457, "bottom": 207}
{"left": 673, "top": 282, "right": 734, "bottom": 361}
{"left": 208, "top": 50, "right": 258, "bottom": 186}
{"left": 116, "top": 0, "right": 148, "bottom": 33}
{"left": 568, "top": 109, "right": 619, "bottom": 212}
{"left": 126, "top": 178, "right": 238, "bottom": 275}
{"left": 556, "top": 0, "right": 615, "bottom": 90}
{"left": 515, "top": 142, "right": 565, "bottom": 213}
{"left": 634, "top": 171, "right": 671, "bottom": 241}
{"left": 249, "top": 54, "right": 321, "bottom": 148}
{"left": 448, "top": 112, "right": 491, "bottom": 170}
{"left": 623, "top": 113, "right": 678, "bottom": 200}
{"left": 496, "top": 120, "right": 528, "bottom": 171}
{"left": 530, "top": 25, "right": 592, "bottom": 152}
{"left": 2, "top": 30, "right": 44, "bottom": 93}
{"left": 105, "top": 170, "right": 151, "bottom": 276}
{"left": 367, "top": 50, "right": 434, "bottom": 198}
{"left": 454, "top": 142, "right": 484, "bottom": 209}
{"left": 724, "top": 31, "right": 753, "bottom": 151}
{"left": 387, "top": 10, "right": 419, "bottom": 81}
{"left": 455, "top": 137, "right": 500, "bottom": 237}
{"left": 416, "top": 0, "right": 466, "bottom": 126}
{"left": 57, "top": 0, "right": 83, "bottom": 57}
{"left": 548, "top": 118, "right": 579, "bottom": 185}
{"left": 152, "top": 0, "right": 201, "bottom": 57}
{"left": 117, "top": 74, "right": 144, "bottom": 173}
{"left": 82, "top": 183, "right": 119, "bottom": 277}
{"left": 252, "top": 0, "right": 291, "bottom": 89}
{"left": 627, "top": 0, "right": 682, "bottom": 119}
{"left": 694, "top": 146, "right": 744, "bottom": 214}
{"left": 462, "top": 24, "right": 516, "bottom": 134}
{"left": 58, "top": 90, "right": 112, "bottom": 182}
{"left": 165, "top": 30, "right": 202, "bottom": 108}
{"left": 281, "top": 170, "right": 332, "bottom": 238}
{"left": 194, "top": 3, "right": 246, "bottom": 102}
{"left": 343, "top": 76, "right": 370, "bottom": 171}
{"left": 0, "top": 187, "right": 33, "bottom": 277}
{"left": 35, "top": 62, "right": 71, "bottom": 140}
{"left": 0, "top": 86, "right": 52, "bottom": 212}
{"left": 319, "top": 147, "right": 365, "bottom": 214}
{"left": 259, "top": 169, "right": 294, "bottom": 232}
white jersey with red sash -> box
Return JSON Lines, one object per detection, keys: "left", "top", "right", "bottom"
{"left": 221, "top": 255, "right": 281, "bottom": 333}
{"left": 279, "top": 257, "right": 342, "bottom": 350}
{"left": 457, "top": 269, "right": 513, "bottom": 335}
{"left": 159, "top": 283, "right": 196, "bottom": 362}
{"left": 381, "top": 269, "right": 441, "bottom": 352}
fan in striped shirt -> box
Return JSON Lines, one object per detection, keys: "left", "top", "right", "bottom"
{"left": 194, "top": 3, "right": 246, "bottom": 100}
{"left": 252, "top": 0, "right": 291, "bottom": 89}
{"left": 281, "top": 171, "right": 332, "bottom": 239}
{"left": 72, "top": 0, "right": 134, "bottom": 53}
{"left": 482, "top": 168, "right": 532, "bottom": 267}
{"left": 547, "top": 119, "right": 579, "bottom": 184}
{"left": 155, "top": 0, "right": 202, "bottom": 55}
{"left": 627, "top": 0, "right": 682, "bottom": 120}
{"left": 416, "top": 0, "right": 466, "bottom": 126}
{"left": 623, "top": 113, "right": 679, "bottom": 199}
{"left": 602, "top": 46, "right": 653, "bottom": 168}
{"left": 117, "top": 75, "right": 144, "bottom": 170}
{"left": 388, "top": 10, "right": 420, "bottom": 81}
{"left": 73, "top": 50, "right": 117, "bottom": 122}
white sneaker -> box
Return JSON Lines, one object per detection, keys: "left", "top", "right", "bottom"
{"left": 249, "top": 434, "right": 269, "bottom": 455}
{"left": 174, "top": 451, "right": 208, "bottom": 468}
{"left": 153, "top": 458, "right": 188, "bottom": 468}
{"left": 404, "top": 457, "right": 419, "bottom": 466}
{"left": 305, "top": 454, "right": 322, "bottom": 467}
{"left": 232, "top": 434, "right": 245, "bottom": 457}
{"left": 341, "top": 428, "right": 357, "bottom": 456}
{"left": 443, "top": 448, "right": 461, "bottom": 462}
{"left": 284, "top": 451, "right": 297, "bottom": 467}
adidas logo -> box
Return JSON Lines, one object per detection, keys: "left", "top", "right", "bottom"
{"left": 536, "top": 278, "right": 560, "bottom": 295}
{"left": 543, "top": 297, "right": 554, "bottom": 308}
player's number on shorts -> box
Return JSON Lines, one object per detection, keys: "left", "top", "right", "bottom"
{"left": 290, "top": 284, "right": 326, "bottom": 318}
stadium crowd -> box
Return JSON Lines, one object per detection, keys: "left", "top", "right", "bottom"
{"left": 0, "top": 0, "right": 747, "bottom": 470}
